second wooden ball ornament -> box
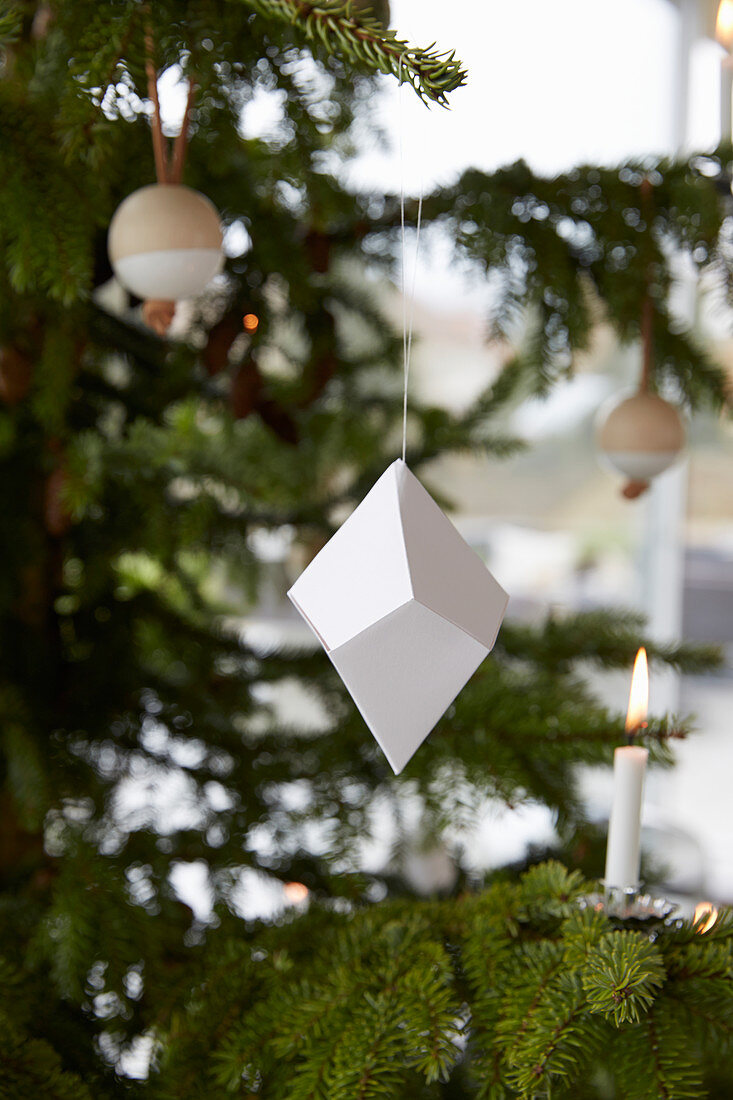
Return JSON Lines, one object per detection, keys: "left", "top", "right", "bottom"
{"left": 596, "top": 391, "right": 686, "bottom": 499}
{"left": 595, "top": 274, "right": 686, "bottom": 499}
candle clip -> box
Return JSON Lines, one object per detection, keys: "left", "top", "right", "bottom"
{"left": 581, "top": 887, "right": 677, "bottom": 928}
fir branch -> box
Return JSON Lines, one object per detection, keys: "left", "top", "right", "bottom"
{"left": 240, "top": 0, "right": 466, "bottom": 103}
{"left": 0, "top": 5, "right": 22, "bottom": 54}
{"left": 582, "top": 932, "right": 666, "bottom": 1026}
{"left": 153, "top": 865, "right": 733, "bottom": 1098}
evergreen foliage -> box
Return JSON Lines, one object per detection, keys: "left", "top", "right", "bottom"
{"left": 0, "top": 2, "right": 730, "bottom": 1097}
{"left": 424, "top": 154, "right": 733, "bottom": 403}
{"left": 151, "top": 863, "right": 733, "bottom": 1098}
{"left": 241, "top": 0, "right": 466, "bottom": 102}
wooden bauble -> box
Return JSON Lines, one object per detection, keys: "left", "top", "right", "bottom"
{"left": 108, "top": 184, "right": 224, "bottom": 301}
{"left": 596, "top": 391, "right": 686, "bottom": 483}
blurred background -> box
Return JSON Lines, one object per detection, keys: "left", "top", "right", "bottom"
{"left": 177, "top": 0, "right": 731, "bottom": 921}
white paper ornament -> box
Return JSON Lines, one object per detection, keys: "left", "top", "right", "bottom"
{"left": 108, "top": 184, "right": 224, "bottom": 301}
{"left": 596, "top": 391, "right": 686, "bottom": 492}
{"left": 288, "top": 459, "right": 508, "bottom": 773}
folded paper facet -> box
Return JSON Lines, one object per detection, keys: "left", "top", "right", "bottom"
{"left": 287, "top": 460, "right": 508, "bottom": 773}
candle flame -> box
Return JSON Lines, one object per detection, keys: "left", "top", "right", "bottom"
{"left": 625, "top": 647, "right": 648, "bottom": 735}
{"left": 693, "top": 901, "right": 718, "bottom": 934}
{"left": 717, "top": 0, "right": 733, "bottom": 50}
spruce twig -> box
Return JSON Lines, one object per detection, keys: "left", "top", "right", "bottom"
{"left": 241, "top": 0, "right": 467, "bottom": 103}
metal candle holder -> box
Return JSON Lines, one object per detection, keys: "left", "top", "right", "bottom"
{"left": 579, "top": 885, "right": 678, "bottom": 932}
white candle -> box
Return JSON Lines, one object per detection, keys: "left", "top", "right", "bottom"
{"left": 604, "top": 744, "right": 648, "bottom": 889}
{"left": 604, "top": 648, "right": 649, "bottom": 891}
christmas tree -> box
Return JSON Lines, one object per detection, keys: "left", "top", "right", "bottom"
{"left": 0, "top": 3, "right": 731, "bottom": 1097}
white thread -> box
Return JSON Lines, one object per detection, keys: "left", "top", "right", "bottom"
{"left": 398, "top": 59, "right": 423, "bottom": 464}
{"left": 403, "top": 194, "right": 422, "bottom": 461}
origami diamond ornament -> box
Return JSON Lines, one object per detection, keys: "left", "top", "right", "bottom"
{"left": 287, "top": 460, "right": 509, "bottom": 774}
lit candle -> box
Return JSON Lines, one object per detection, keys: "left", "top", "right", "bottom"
{"left": 604, "top": 648, "right": 649, "bottom": 892}
{"left": 717, "top": 0, "right": 733, "bottom": 51}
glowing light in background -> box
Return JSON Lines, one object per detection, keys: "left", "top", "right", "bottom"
{"left": 243, "top": 313, "right": 259, "bottom": 332}
{"left": 716, "top": 0, "right": 733, "bottom": 51}
{"left": 693, "top": 901, "right": 719, "bottom": 933}
{"left": 283, "top": 881, "right": 309, "bottom": 904}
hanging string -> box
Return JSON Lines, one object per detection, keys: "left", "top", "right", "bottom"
{"left": 143, "top": 15, "right": 196, "bottom": 334}
{"left": 622, "top": 177, "right": 655, "bottom": 501}
{"left": 145, "top": 22, "right": 169, "bottom": 184}
{"left": 397, "top": 59, "right": 423, "bottom": 463}
{"left": 145, "top": 13, "right": 196, "bottom": 187}
{"left": 639, "top": 176, "right": 654, "bottom": 396}
{"left": 640, "top": 293, "right": 653, "bottom": 395}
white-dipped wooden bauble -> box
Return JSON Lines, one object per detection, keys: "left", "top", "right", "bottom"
{"left": 596, "top": 391, "right": 686, "bottom": 483}
{"left": 108, "top": 184, "right": 224, "bottom": 301}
